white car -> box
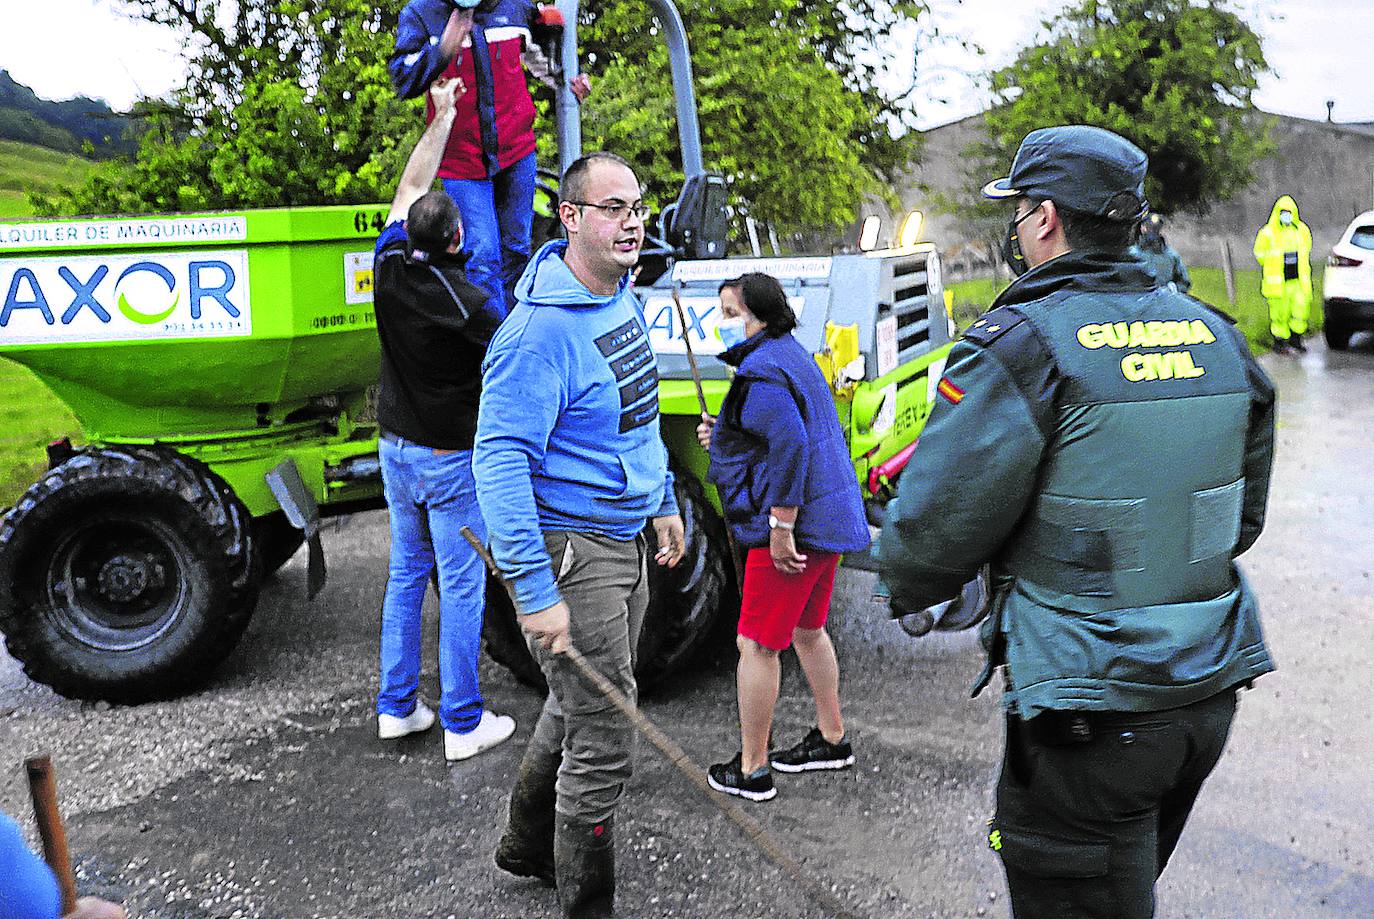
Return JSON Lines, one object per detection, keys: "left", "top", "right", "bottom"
{"left": 1323, "top": 209, "right": 1374, "bottom": 349}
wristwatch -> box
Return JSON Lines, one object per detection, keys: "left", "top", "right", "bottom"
{"left": 768, "top": 514, "right": 795, "bottom": 531}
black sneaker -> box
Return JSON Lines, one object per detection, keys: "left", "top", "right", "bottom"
{"left": 707, "top": 753, "right": 777, "bottom": 802}
{"left": 770, "top": 727, "right": 855, "bottom": 773}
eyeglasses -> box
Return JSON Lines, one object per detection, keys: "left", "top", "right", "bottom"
{"left": 567, "top": 200, "right": 651, "bottom": 222}
{"left": 1012, "top": 201, "right": 1043, "bottom": 226}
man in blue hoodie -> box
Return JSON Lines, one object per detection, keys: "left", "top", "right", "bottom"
{"left": 1, "top": 812, "right": 126, "bottom": 919}
{"left": 474, "top": 151, "right": 684, "bottom": 918}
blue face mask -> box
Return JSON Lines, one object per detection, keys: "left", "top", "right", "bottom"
{"left": 717, "top": 317, "right": 748, "bottom": 349}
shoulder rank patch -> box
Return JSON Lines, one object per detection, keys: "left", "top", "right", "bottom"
{"left": 937, "top": 376, "right": 965, "bottom": 404}
{"left": 962, "top": 306, "right": 1027, "bottom": 347}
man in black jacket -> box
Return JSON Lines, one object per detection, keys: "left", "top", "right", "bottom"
{"left": 372, "top": 76, "right": 515, "bottom": 762}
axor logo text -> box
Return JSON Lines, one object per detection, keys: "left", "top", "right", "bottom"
{"left": 0, "top": 250, "right": 252, "bottom": 346}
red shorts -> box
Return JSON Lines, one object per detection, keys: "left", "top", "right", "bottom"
{"left": 737, "top": 548, "right": 841, "bottom": 651}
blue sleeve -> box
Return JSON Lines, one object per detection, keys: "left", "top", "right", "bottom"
{"left": 738, "top": 380, "right": 808, "bottom": 509}
{"left": 656, "top": 443, "right": 678, "bottom": 517}
{"left": 375, "top": 221, "right": 407, "bottom": 257}
{"left": 473, "top": 343, "right": 568, "bottom": 613}
{"left": 389, "top": 3, "right": 451, "bottom": 100}
{"left": 876, "top": 340, "right": 1045, "bottom": 612}
{"left": 0, "top": 813, "right": 61, "bottom": 919}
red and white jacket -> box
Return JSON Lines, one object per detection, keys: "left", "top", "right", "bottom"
{"left": 422, "top": 0, "right": 543, "bottom": 181}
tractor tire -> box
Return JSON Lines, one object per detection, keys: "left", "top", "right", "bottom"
{"left": 481, "top": 570, "right": 548, "bottom": 692}
{"left": 253, "top": 510, "right": 305, "bottom": 577}
{"left": 531, "top": 168, "right": 563, "bottom": 251}
{"left": 1323, "top": 322, "right": 1353, "bottom": 351}
{"left": 636, "top": 470, "right": 734, "bottom": 683}
{"left": 481, "top": 468, "right": 734, "bottom": 694}
{"left": 0, "top": 445, "right": 260, "bottom": 703}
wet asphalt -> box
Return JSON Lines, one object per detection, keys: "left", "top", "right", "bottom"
{"left": 2, "top": 334, "right": 1372, "bottom": 919}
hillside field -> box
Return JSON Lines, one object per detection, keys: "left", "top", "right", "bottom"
{"left": 0, "top": 138, "right": 95, "bottom": 217}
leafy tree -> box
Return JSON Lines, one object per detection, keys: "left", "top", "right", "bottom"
{"left": 34, "top": 1, "right": 417, "bottom": 216}
{"left": 37, "top": 0, "right": 929, "bottom": 237}
{"left": 980, "top": 0, "right": 1273, "bottom": 215}
{"left": 567, "top": 0, "right": 924, "bottom": 230}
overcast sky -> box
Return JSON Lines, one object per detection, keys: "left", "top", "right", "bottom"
{"left": 2, "top": 0, "right": 1372, "bottom": 128}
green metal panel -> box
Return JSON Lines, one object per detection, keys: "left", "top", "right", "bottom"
{"left": 1, "top": 207, "right": 952, "bottom": 525}
{"left": 850, "top": 345, "right": 951, "bottom": 465}
{"left": 0, "top": 205, "right": 388, "bottom": 438}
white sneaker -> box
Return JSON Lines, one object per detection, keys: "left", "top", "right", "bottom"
{"left": 377, "top": 701, "right": 436, "bottom": 739}
{"left": 445, "top": 710, "right": 516, "bottom": 761}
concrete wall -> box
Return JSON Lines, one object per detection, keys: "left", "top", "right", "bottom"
{"left": 896, "top": 111, "right": 1374, "bottom": 270}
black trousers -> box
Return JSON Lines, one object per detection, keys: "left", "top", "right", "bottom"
{"left": 991, "top": 690, "right": 1237, "bottom": 919}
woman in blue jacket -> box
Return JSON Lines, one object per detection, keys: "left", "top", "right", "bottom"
{"left": 696, "top": 273, "right": 870, "bottom": 802}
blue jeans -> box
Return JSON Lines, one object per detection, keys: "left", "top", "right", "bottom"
{"left": 378, "top": 436, "right": 488, "bottom": 734}
{"left": 444, "top": 152, "right": 537, "bottom": 320}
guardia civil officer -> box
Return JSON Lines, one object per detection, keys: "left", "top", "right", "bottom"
{"left": 876, "top": 125, "right": 1277, "bottom": 918}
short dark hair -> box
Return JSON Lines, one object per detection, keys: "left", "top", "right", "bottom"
{"left": 560, "top": 151, "right": 636, "bottom": 205}
{"left": 407, "top": 190, "right": 461, "bottom": 253}
{"left": 1034, "top": 197, "right": 1136, "bottom": 252}
{"left": 719, "top": 272, "right": 797, "bottom": 337}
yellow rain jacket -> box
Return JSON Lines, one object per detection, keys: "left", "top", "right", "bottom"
{"left": 1253, "top": 195, "right": 1312, "bottom": 337}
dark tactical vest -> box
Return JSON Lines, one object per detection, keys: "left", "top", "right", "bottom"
{"left": 972, "top": 252, "right": 1273, "bottom": 717}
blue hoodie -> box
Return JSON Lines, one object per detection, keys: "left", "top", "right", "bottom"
{"left": 0, "top": 812, "right": 60, "bottom": 919}
{"left": 474, "top": 241, "right": 678, "bottom": 612}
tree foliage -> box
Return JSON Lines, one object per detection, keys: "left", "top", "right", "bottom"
{"left": 37, "top": 0, "right": 930, "bottom": 236}
{"left": 567, "top": 0, "right": 925, "bottom": 230}
{"left": 34, "top": 1, "right": 416, "bottom": 216}
{"left": 982, "top": 0, "right": 1273, "bottom": 215}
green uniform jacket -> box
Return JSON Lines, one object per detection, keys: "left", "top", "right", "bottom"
{"left": 1129, "top": 240, "right": 1190, "bottom": 293}
{"left": 876, "top": 249, "right": 1276, "bottom": 717}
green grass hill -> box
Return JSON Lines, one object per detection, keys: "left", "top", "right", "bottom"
{"left": 0, "top": 138, "right": 96, "bottom": 217}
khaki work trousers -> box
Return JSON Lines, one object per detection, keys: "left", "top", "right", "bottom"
{"left": 523, "top": 531, "right": 648, "bottom": 824}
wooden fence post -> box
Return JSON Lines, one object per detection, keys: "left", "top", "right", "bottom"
{"left": 1221, "top": 238, "right": 1237, "bottom": 306}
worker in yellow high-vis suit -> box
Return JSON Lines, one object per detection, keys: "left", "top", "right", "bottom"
{"left": 1253, "top": 195, "right": 1312, "bottom": 353}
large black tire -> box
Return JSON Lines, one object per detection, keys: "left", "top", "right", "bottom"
{"left": 481, "top": 468, "right": 734, "bottom": 694}
{"left": 531, "top": 168, "right": 562, "bottom": 251}
{"left": 0, "top": 445, "right": 260, "bottom": 702}
{"left": 252, "top": 510, "right": 305, "bottom": 577}
{"left": 1324, "top": 322, "right": 1353, "bottom": 351}
{"left": 636, "top": 469, "right": 734, "bottom": 682}
{"left": 481, "top": 570, "right": 548, "bottom": 691}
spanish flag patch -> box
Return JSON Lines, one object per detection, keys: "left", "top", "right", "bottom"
{"left": 937, "top": 377, "right": 965, "bottom": 405}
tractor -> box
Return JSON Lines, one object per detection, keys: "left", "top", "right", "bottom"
{"left": 0, "top": 0, "right": 951, "bottom": 701}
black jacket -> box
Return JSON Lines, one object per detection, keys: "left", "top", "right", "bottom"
{"left": 373, "top": 222, "right": 499, "bottom": 449}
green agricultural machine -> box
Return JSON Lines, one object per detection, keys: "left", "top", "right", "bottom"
{"left": 0, "top": 0, "right": 953, "bottom": 702}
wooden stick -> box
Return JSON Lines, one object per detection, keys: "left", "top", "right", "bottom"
{"left": 671, "top": 285, "right": 746, "bottom": 595}
{"left": 460, "top": 527, "right": 861, "bottom": 919}
{"left": 25, "top": 755, "right": 78, "bottom": 914}
{"left": 671, "top": 285, "right": 710, "bottom": 416}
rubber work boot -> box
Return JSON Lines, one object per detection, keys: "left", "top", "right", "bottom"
{"left": 494, "top": 745, "right": 560, "bottom": 886}
{"left": 555, "top": 814, "right": 615, "bottom": 918}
